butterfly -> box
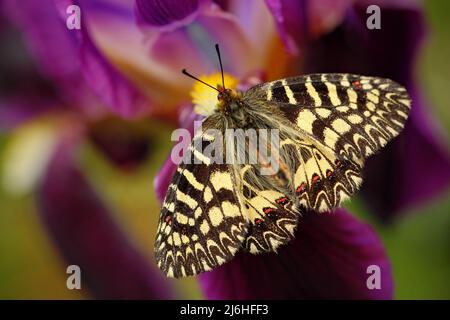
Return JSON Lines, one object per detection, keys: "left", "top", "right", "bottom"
{"left": 155, "top": 45, "right": 411, "bottom": 278}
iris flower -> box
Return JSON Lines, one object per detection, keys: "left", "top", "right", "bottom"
{"left": 0, "top": 0, "right": 448, "bottom": 299}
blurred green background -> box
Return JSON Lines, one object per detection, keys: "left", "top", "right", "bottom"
{"left": 0, "top": 1, "right": 449, "bottom": 299}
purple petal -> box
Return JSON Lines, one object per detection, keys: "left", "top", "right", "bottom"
{"left": 199, "top": 209, "right": 393, "bottom": 299}
{"left": 149, "top": 27, "right": 217, "bottom": 76}
{"left": 37, "top": 134, "right": 173, "bottom": 299}
{"left": 302, "top": 4, "right": 450, "bottom": 219}
{"left": 4, "top": 0, "right": 147, "bottom": 118}
{"left": 2, "top": 0, "right": 90, "bottom": 107}
{"left": 79, "top": 30, "right": 147, "bottom": 118}
{"left": 135, "top": 0, "right": 208, "bottom": 30}
{"left": 195, "top": 11, "right": 258, "bottom": 76}
{"left": 177, "top": 104, "right": 205, "bottom": 133}
{"left": 265, "top": 0, "right": 353, "bottom": 54}
{"left": 148, "top": 7, "right": 259, "bottom": 78}
{"left": 0, "top": 12, "right": 61, "bottom": 127}
{"left": 3, "top": 0, "right": 88, "bottom": 113}
{"left": 264, "top": 0, "right": 307, "bottom": 54}
{"left": 3, "top": 0, "right": 80, "bottom": 82}
{"left": 66, "top": 0, "right": 191, "bottom": 114}
{"left": 154, "top": 152, "right": 178, "bottom": 203}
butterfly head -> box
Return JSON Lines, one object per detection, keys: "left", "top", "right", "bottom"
{"left": 217, "top": 87, "right": 242, "bottom": 114}
{"left": 217, "top": 87, "right": 233, "bottom": 100}
{"left": 183, "top": 44, "right": 243, "bottom": 116}
{"left": 182, "top": 69, "right": 241, "bottom": 116}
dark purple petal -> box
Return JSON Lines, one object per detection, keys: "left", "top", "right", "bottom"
{"left": 3, "top": 0, "right": 80, "bottom": 83}
{"left": 302, "top": 4, "right": 422, "bottom": 83}
{"left": 302, "top": 4, "right": 450, "bottom": 219}
{"left": 265, "top": 0, "right": 352, "bottom": 54}
{"left": 0, "top": 3, "right": 69, "bottom": 130}
{"left": 264, "top": 0, "right": 307, "bottom": 54}
{"left": 199, "top": 209, "right": 393, "bottom": 299}
{"left": 4, "top": 0, "right": 147, "bottom": 118}
{"left": 135, "top": 0, "right": 208, "bottom": 30}
{"left": 38, "top": 134, "right": 173, "bottom": 299}
{"left": 2, "top": 0, "right": 92, "bottom": 110}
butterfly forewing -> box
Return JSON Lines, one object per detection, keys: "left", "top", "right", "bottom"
{"left": 155, "top": 126, "right": 248, "bottom": 278}
{"left": 242, "top": 73, "right": 410, "bottom": 212}
{"left": 239, "top": 163, "right": 301, "bottom": 254}
{"left": 245, "top": 73, "right": 411, "bottom": 162}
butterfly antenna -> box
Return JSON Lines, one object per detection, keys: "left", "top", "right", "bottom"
{"left": 215, "top": 44, "right": 225, "bottom": 90}
{"left": 182, "top": 69, "right": 220, "bottom": 92}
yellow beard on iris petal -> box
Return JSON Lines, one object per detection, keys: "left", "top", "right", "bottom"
{"left": 191, "top": 73, "right": 238, "bottom": 116}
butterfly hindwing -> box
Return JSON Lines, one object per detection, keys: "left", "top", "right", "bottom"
{"left": 239, "top": 164, "right": 301, "bottom": 254}
{"left": 280, "top": 137, "right": 363, "bottom": 212}
{"left": 155, "top": 128, "right": 248, "bottom": 278}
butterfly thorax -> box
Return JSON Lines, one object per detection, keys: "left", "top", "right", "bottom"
{"left": 216, "top": 88, "right": 249, "bottom": 127}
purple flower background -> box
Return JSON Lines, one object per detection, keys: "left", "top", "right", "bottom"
{"left": 0, "top": 0, "right": 449, "bottom": 299}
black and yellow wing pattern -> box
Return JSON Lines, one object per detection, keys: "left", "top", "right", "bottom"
{"left": 156, "top": 73, "right": 411, "bottom": 276}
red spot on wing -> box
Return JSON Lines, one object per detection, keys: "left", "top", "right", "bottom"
{"left": 312, "top": 174, "right": 320, "bottom": 183}
{"left": 164, "top": 215, "right": 172, "bottom": 224}
{"left": 263, "top": 207, "right": 275, "bottom": 215}
{"left": 352, "top": 80, "right": 362, "bottom": 89}
{"left": 255, "top": 218, "right": 264, "bottom": 225}
{"left": 296, "top": 182, "right": 306, "bottom": 194}
{"left": 275, "top": 197, "right": 289, "bottom": 205}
